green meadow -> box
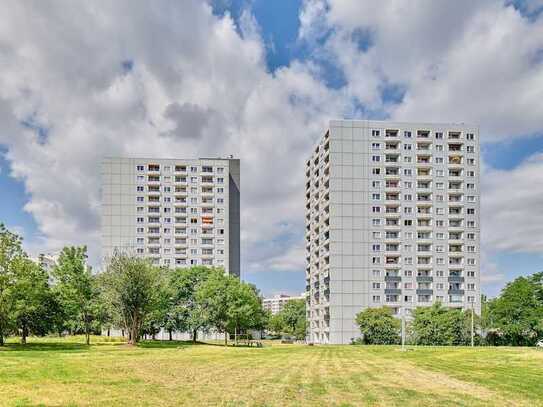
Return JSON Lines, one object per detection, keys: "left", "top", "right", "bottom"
{"left": 0, "top": 336, "right": 541, "bottom": 406}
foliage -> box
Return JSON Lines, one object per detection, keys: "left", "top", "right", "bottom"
{"left": 101, "top": 252, "right": 163, "bottom": 344}
{"left": 52, "top": 246, "right": 101, "bottom": 345}
{"left": 411, "top": 303, "right": 476, "bottom": 346}
{"left": 165, "top": 266, "right": 215, "bottom": 341}
{"left": 484, "top": 275, "right": 543, "bottom": 346}
{"left": 266, "top": 299, "right": 306, "bottom": 340}
{"left": 10, "top": 257, "right": 53, "bottom": 343}
{"left": 0, "top": 223, "right": 25, "bottom": 346}
{"left": 196, "top": 269, "right": 267, "bottom": 345}
{"left": 355, "top": 306, "right": 400, "bottom": 345}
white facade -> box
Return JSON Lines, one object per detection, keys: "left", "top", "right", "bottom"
{"left": 263, "top": 293, "right": 306, "bottom": 315}
{"left": 101, "top": 157, "right": 240, "bottom": 276}
{"left": 305, "top": 120, "right": 481, "bottom": 344}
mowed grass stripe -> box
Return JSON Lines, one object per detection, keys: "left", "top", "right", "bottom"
{"left": 0, "top": 337, "right": 542, "bottom": 406}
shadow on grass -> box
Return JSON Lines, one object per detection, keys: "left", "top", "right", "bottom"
{"left": 0, "top": 342, "right": 92, "bottom": 353}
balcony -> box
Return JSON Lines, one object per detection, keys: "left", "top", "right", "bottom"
{"left": 449, "top": 155, "right": 463, "bottom": 165}
{"left": 174, "top": 165, "right": 187, "bottom": 173}
{"left": 385, "top": 129, "right": 399, "bottom": 138}
{"left": 384, "top": 288, "right": 401, "bottom": 295}
{"left": 448, "top": 276, "right": 465, "bottom": 283}
{"left": 416, "top": 289, "right": 433, "bottom": 296}
{"left": 416, "top": 276, "right": 433, "bottom": 283}
{"left": 417, "top": 130, "right": 430, "bottom": 139}
{"left": 385, "top": 275, "right": 402, "bottom": 282}
{"left": 448, "top": 132, "right": 461, "bottom": 140}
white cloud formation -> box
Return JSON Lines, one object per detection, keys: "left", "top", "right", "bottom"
{"left": 0, "top": 0, "right": 347, "bottom": 271}
{"left": 300, "top": 0, "right": 543, "bottom": 138}
{"left": 0, "top": 0, "right": 542, "bottom": 296}
{"left": 482, "top": 153, "right": 543, "bottom": 253}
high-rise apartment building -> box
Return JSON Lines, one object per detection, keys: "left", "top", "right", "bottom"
{"left": 263, "top": 293, "right": 306, "bottom": 315}
{"left": 305, "top": 120, "right": 480, "bottom": 344}
{"left": 101, "top": 157, "right": 240, "bottom": 276}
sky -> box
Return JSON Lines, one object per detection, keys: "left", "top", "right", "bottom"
{"left": 0, "top": 0, "right": 542, "bottom": 298}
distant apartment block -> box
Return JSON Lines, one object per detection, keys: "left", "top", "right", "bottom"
{"left": 305, "top": 120, "right": 481, "bottom": 344}
{"left": 263, "top": 293, "right": 306, "bottom": 315}
{"left": 101, "top": 157, "right": 240, "bottom": 276}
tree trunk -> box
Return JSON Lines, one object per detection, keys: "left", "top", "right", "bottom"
{"left": 21, "top": 323, "right": 28, "bottom": 345}
{"left": 169, "top": 329, "right": 173, "bottom": 341}
{"left": 107, "top": 328, "right": 111, "bottom": 337}
{"left": 192, "top": 329, "right": 197, "bottom": 343}
{"left": 0, "top": 332, "right": 3, "bottom": 346}
{"left": 224, "top": 331, "right": 228, "bottom": 346}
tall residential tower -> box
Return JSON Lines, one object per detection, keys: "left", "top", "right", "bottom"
{"left": 101, "top": 157, "right": 240, "bottom": 276}
{"left": 305, "top": 120, "right": 480, "bottom": 344}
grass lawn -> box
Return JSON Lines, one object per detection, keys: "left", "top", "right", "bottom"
{"left": 0, "top": 336, "right": 542, "bottom": 406}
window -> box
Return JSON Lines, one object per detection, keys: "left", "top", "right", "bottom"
{"left": 436, "top": 232, "right": 445, "bottom": 239}
{"left": 404, "top": 244, "right": 412, "bottom": 251}
{"left": 372, "top": 270, "right": 381, "bottom": 277}
{"left": 404, "top": 270, "right": 413, "bottom": 277}
{"left": 372, "top": 218, "right": 381, "bottom": 226}
{"left": 436, "top": 258, "right": 445, "bottom": 265}
{"left": 404, "top": 282, "right": 413, "bottom": 289}
{"left": 467, "top": 271, "right": 476, "bottom": 277}
{"left": 217, "top": 177, "right": 224, "bottom": 184}
{"left": 372, "top": 155, "right": 381, "bottom": 162}
{"left": 467, "top": 146, "right": 475, "bottom": 153}
{"left": 435, "top": 132, "right": 443, "bottom": 139}
{"left": 372, "top": 257, "right": 381, "bottom": 264}
{"left": 136, "top": 165, "right": 145, "bottom": 171}
{"left": 217, "top": 167, "right": 224, "bottom": 173}
{"left": 435, "top": 157, "right": 444, "bottom": 164}
{"left": 436, "top": 169, "right": 444, "bottom": 177}
{"left": 372, "top": 130, "right": 380, "bottom": 137}
{"left": 404, "top": 220, "right": 412, "bottom": 226}
{"left": 436, "top": 194, "right": 444, "bottom": 202}
{"left": 404, "top": 169, "right": 412, "bottom": 176}
{"left": 372, "top": 231, "right": 381, "bottom": 239}
{"left": 405, "top": 257, "right": 413, "bottom": 265}
{"left": 372, "top": 282, "right": 381, "bottom": 289}
{"left": 467, "top": 220, "right": 476, "bottom": 228}
{"left": 372, "top": 142, "right": 381, "bottom": 150}
{"left": 137, "top": 227, "right": 144, "bottom": 233}
{"left": 372, "top": 206, "right": 381, "bottom": 213}
{"left": 372, "top": 193, "right": 381, "bottom": 200}
{"left": 372, "top": 168, "right": 381, "bottom": 175}
{"left": 467, "top": 158, "right": 475, "bottom": 165}
{"left": 372, "top": 244, "right": 381, "bottom": 252}
{"left": 137, "top": 217, "right": 144, "bottom": 223}
{"left": 137, "top": 186, "right": 144, "bottom": 192}
{"left": 467, "top": 208, "right": 475, "bottom": 215}
{"left": 466, "top": 133, "right": 475, "bottom": 140}
{"left": 404, "top": 156, "right": 412, "bottom": 163}
{"left": 436, "top": 182, "right": 444, "bottom": 189}
{"left": 436, "top": 245, "right": 444, "bottom": 252}
{"left": 404, "top": 207, "right": 413, "bottom": 214}
{"left": 467, "top": 258, "right": 476, "bottom": 265}
{"left": 217, "top": 187, "right": 224, "bottom": 193}
{"left": 436, "top": 270, "right": 444, "bottom": 277}
{"left": 404, "top": 194, "right": 412, "bottom": 201}
{"left": 404, "top": 181, "right": 412, "bottom": 188}
{"left": 404, "top": 131, "right": 412, "bottom": 138}
{"left": 404, "top": 144, "right": 412, "bottom": 150}
{"left": 435, "top": 145, "right": 443, "bottom": 152}
{"left": 436, "top": 208, "right": 444, "bottom": 215}
{"left": 137, "top": 196, "right": 144, "bottom": 202}
{"left": 372, "top": 295, "right": 381, "bottom": 302}
{"left": 164, "top": 186, "right": 171, "bottom": 192}
{"left": 436, "top": 220, "right": 444, "bottom": 227}
{"left": 468, "top": 283, "right": 476, "bottom": 290}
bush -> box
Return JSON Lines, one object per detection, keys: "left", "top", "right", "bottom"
{"left": 355, "top": 307, "right": 400, "bottom": 345}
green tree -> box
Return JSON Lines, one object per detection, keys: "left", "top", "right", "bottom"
{"left": 167, "top": 266, "right": 214, "bottom": 342}
{"left": 0, "top": 223, "right": 24, "bottom": 346}
{"left": 53, "top": 246, "right": 100, "bottom": 345}
{"left": 101, "top": 252, "right": 162, "bottom": 345}
{"left": 281, "top": 299, "right": 307, "bottom": 340}
{"left": 355, "top": 307, "right": 400, "bottom": 345}
{"left": 488, "top": 276, "right": 543, "bottom": 346}
{"left": 11, "top": 257, "right": 52, "bottom": 344}
{"left": 267, "top": 313, "right": 284, "bottom": 334}
{"left": 226, "top": 282, "right": 266, "bottom": 344}
{"left": 196, "top": 270, "right": 234, "bottom": 346}
{"left": 411, "top": 303, "right": 474, "bottom": 346}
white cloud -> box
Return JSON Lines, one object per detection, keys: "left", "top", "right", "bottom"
{"left": 481, "top": 153, "right": 543, "bottom": 253}
{"left": 0, "top": 0, "right": 346, "bottom": 271}
{"left": 0, "top": 0, "right": 543, "bottom": 287}
{"left": 300, "top": 0, "right": 543, "bottom": 139}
